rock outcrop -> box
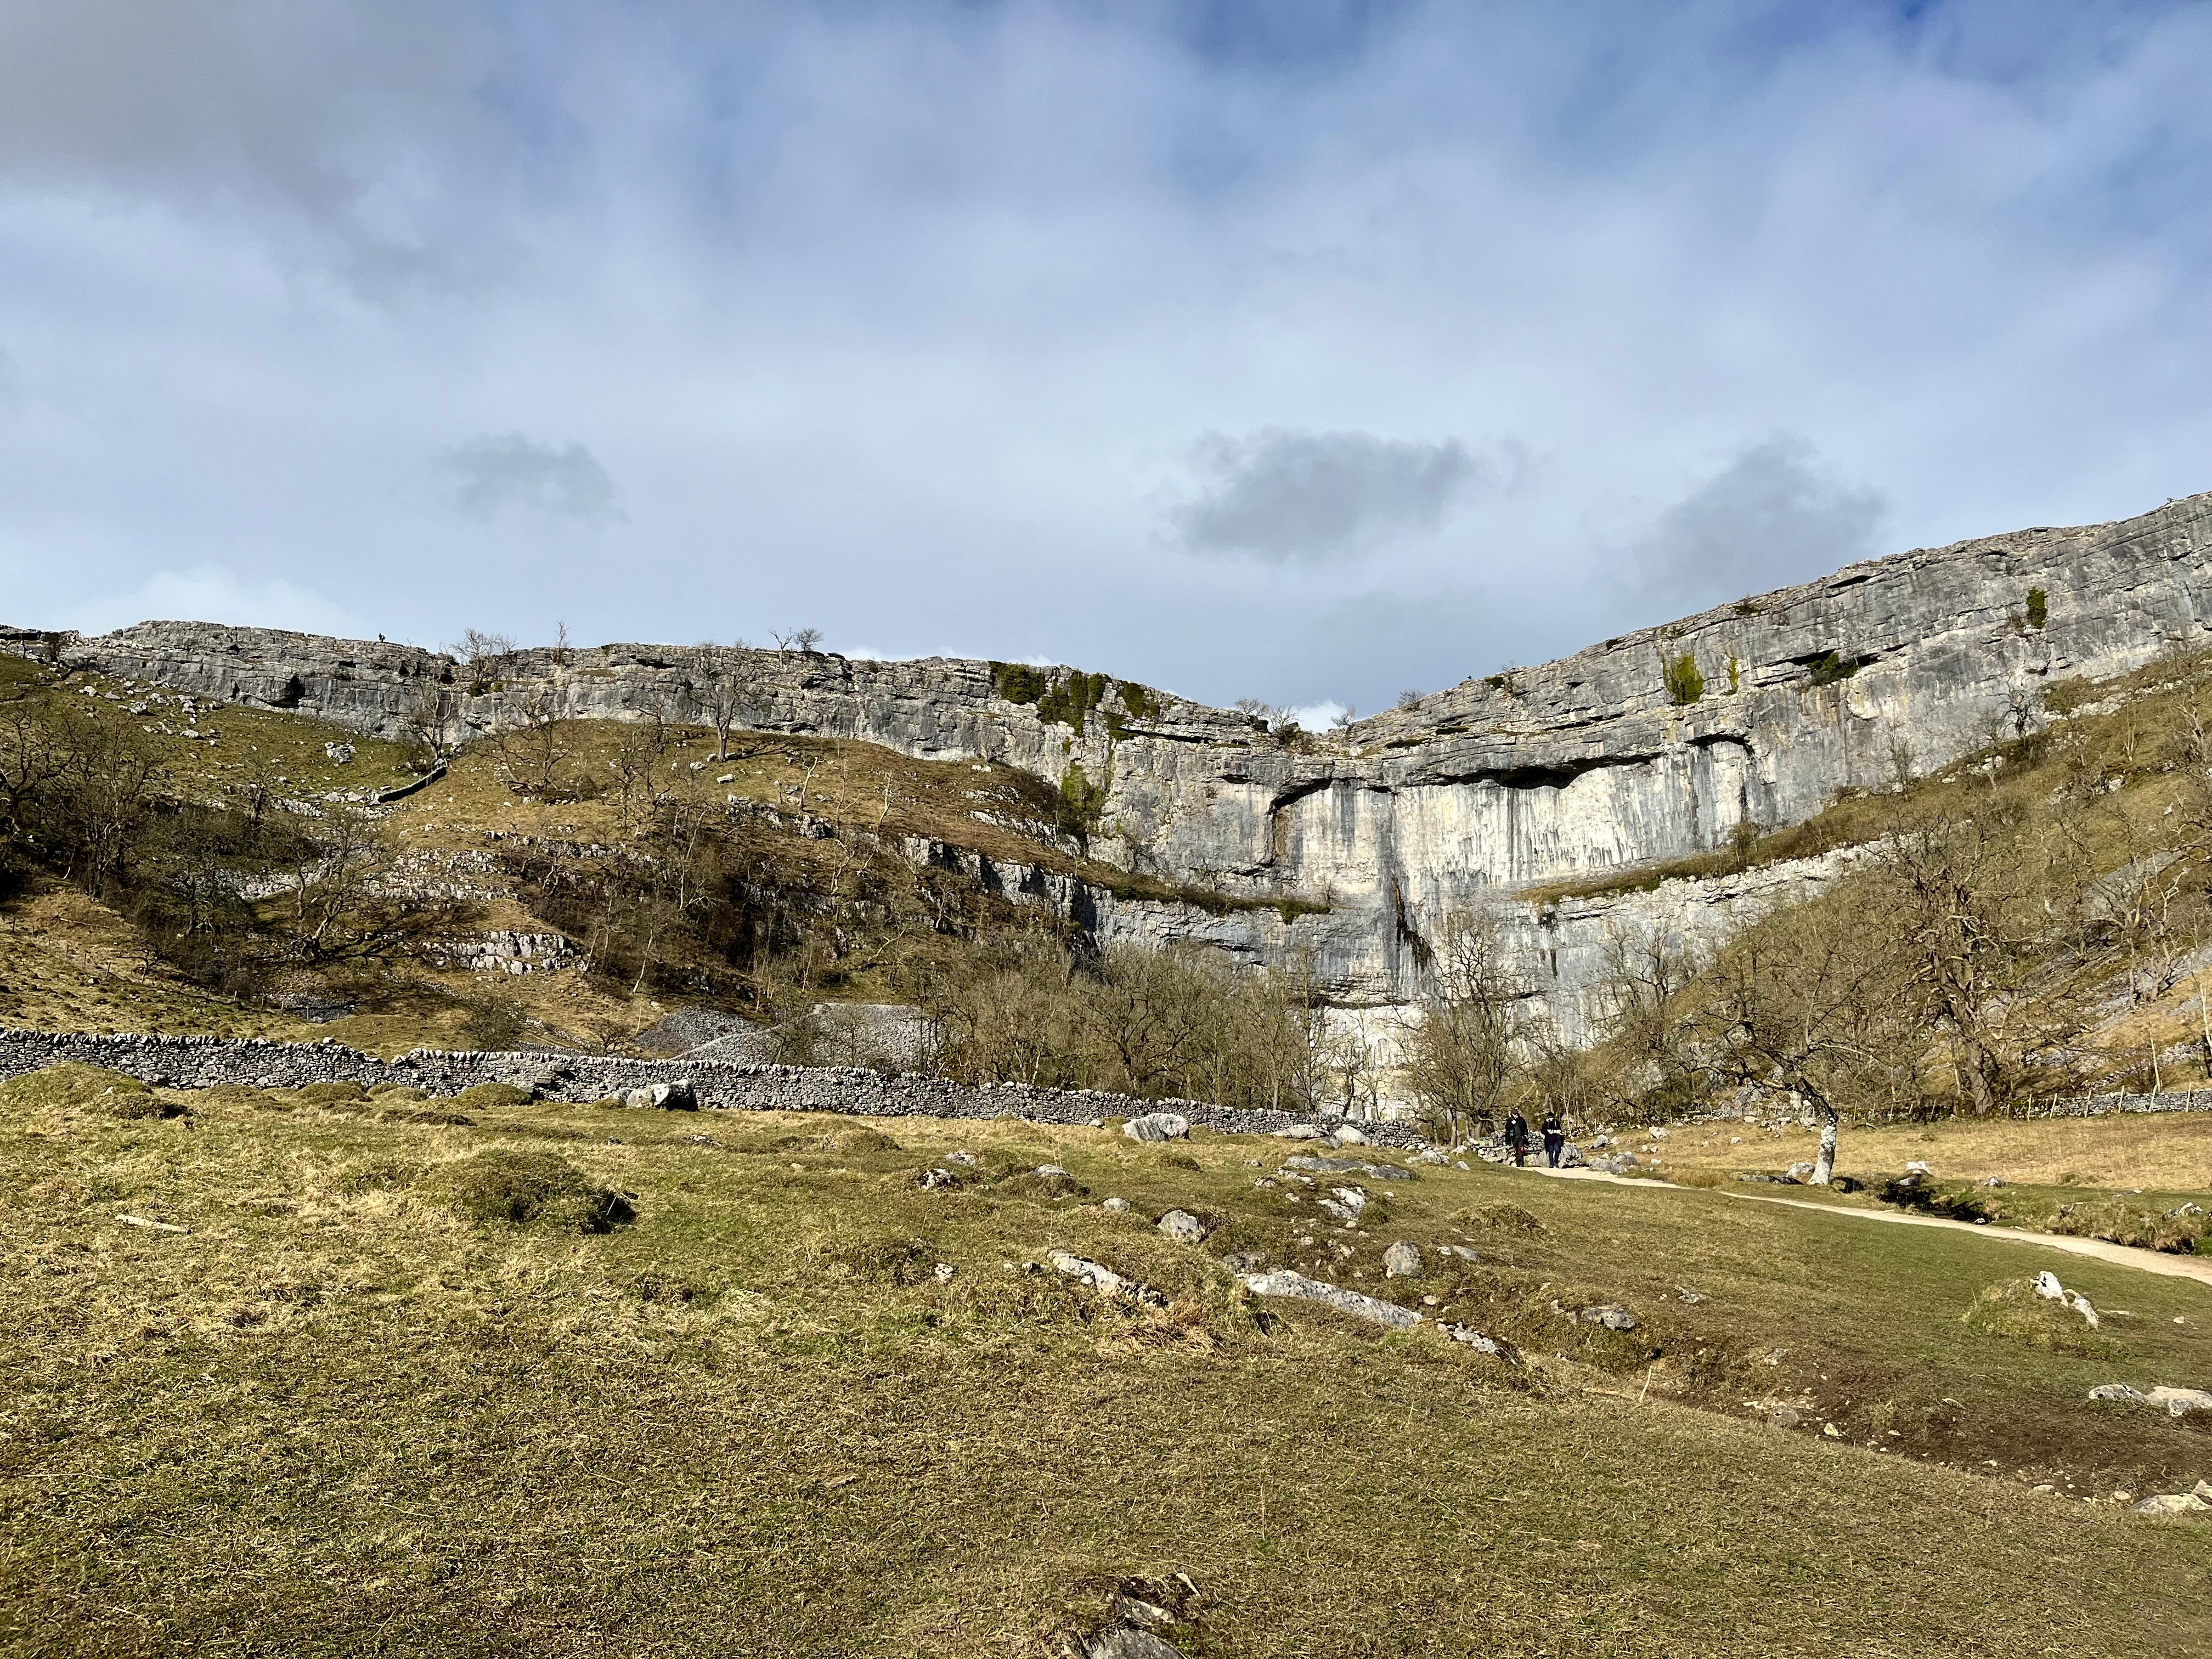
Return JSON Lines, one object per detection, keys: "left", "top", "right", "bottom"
{"left": 13, "top": 489, "right": 2212, "bottom": 1017}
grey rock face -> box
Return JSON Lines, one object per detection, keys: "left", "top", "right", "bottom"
{"left": 21, "top": 490, "right": 2212, "bottom": 1019}
{"left": 1382, "top": 1241, "right": 1422, "bottom": 1277}
{"left": 1122, "top": 1111, "right": 1191, "bottom": 1142}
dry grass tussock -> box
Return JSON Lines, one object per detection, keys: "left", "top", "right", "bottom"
{"left": 7, "top": 1069, "right": 2212, "bottom": 1654}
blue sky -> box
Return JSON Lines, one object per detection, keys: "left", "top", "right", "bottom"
{"left": 2, "top": 1, "right": 2208, "bottom": 716}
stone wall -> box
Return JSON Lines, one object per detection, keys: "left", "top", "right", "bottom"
{"left": 0, "top": 1025, "right": 1425, "bottom": 1144}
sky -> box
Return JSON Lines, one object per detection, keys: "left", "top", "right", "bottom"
{"left": 2, "top": 1, "right": 2209, "bottom": 719}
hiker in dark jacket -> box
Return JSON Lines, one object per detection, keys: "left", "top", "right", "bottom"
{"left": 1542, "top": 1111, "right": 1566, "bottom": 1167}
{"left": 1503, "top": 1108, "right": 1531, "bottom": 1166}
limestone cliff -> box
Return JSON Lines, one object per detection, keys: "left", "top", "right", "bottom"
{"left": 14, "top": 489, "right": 2212, "bottom": 1012}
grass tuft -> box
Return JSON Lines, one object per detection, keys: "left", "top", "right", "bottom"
{"left": 1962, "top": 1279, "right": 2125, "bottom": 1359}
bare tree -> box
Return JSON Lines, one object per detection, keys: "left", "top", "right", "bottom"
{"left": 1401, "top": 907, "right": 1536, "bottom": 1146}
{"left": 692, "top": 648, "right": 754, "bottom": 761}
{"left": 1876, "top": 811, "right": 2061, "bottom": 1114}
{"left": 493, "top": 684, "right": 573, "bottom": 798}
{"left": 274, "top": 805, "right": 468, "bottom": 965}
{"left": 607, "top": 706, "right": 679, "bottom": 823}
{"left": 1668, "top": 882, "right": 1921, "bottom": 1184}
{"left": 454, "top": 629, "right": 517, "bottom": 692}
{"left": 397, "top": 683, "right": 450, "bottom": 772}
{"left": 771, "top": 627, "right": 823, "bottom": 654}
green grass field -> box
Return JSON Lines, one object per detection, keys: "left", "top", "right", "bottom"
{"left": 5, "top": 1065, "right": 2210, "bottom": 1656}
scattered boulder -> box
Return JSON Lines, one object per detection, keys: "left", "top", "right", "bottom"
{"left": 1048, "top": 1249, "right": 1167, "bottom": 1308}
{"left": 1272, "top": 1124, "right": 1323, "bottom": 1140}
{"left": 1156, "top": 1209, "right": 1207, "bottom": 1244}
{"left": 1437, "top": 1244, "right": 1481, "bottom": 1263}
{"left": 2089, "top": 1383, "right": 2148, "bottom": 1404}
{"left": 1768, "top": 1405, "right": 1804, "bottom": 1429}
{"left": 2150, "top": 1386, "right": 2212, "bottom": 1417}
{"left": 1438, "top": 1323, "right": 1517, "bottom": 1361}
{"left": 1239, "top": 1269, "right": 1421, "bottom": 1331}
{"left": 1283, "top": 1155, "right": 1410, "bottom": 1182}
{"left": 1102, "top": 1197, "right": 1132, "bottom": 1213}
{"left": 1905, "top": 1159, "right": 1932, "bottom": 1175}
{"left": 1383, "top": 1242, "right": 1423, "bottom": 1278}
{"left": 2132, "top": 1492, "right": 2212, "bottom": 1517}
{"left": 918, "top": 1167, "right": 959, "bottom": 1189}
{"left": 1578, "top": 1304, "right": 1639, "bottom": 1332}
{"left": 1982, "top": 1176, "right": 2007, "bottom": 1189}
{"left": 1333, "top": 1125, "right": 1372, "bottom": 1146}
{"left": 946, "top": 1150, "right": 979, "bottom": 1166}
{"left": 1785, "top": 1162, "right": 1816, "bottom": 1181}
{"left": 1035, "top": 1164, "right": 1069, "bottom": 1178}
{"left": 620, "top": 1080, "right": 697, "bottom": 1111}
{"left": 2032, "top": 1270, "right": 2100, "bottom": 1327}
{"left": 1123, "top": 1112, "right": 1190, "bottom": 1143}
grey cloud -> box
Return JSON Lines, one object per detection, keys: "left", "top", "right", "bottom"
{"left": 1166, "top": 428, "right": 1511, "bottom": 565}
{"left": 0, "top": 1, "right": 518, "bottom": 289}
{"left": 1626, "top": 437, "right": 1888, "bottom": 609}
{"left": 444, "top": 434, "right": 623, "bottom": 525}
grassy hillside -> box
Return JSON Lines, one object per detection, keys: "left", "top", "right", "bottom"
{"left": 1, "top": 648, "right": 1332, "bottom": 1075}
{"left": 4, "top": 1065, "right": 2210, "bottom": 1655}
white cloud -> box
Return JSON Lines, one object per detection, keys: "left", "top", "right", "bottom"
{"left": 1281, "top": 698, "right": 1349, "bottom": 731}
{"left": 62, "top": 567, "right": 360, "bottom": 639}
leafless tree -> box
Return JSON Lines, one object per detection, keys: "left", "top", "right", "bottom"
{"left": 397, "top": 683, "right": 450, "bottom": 771}
{"left": 1653, "top": 882, "right": 1921, "bottom": 1184}
{"left": 691, "top": 649, "right": 754, "bottom": 760}
{"left": 493, "top": 684, "right": 573, "bottom": 798}
{"left": 1401, "top": 906, "right": 1537, "bottom": 1144}
{"left": 454, "top": 629, "right": 517, "bottom": 692}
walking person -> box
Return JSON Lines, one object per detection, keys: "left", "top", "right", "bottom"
{"left": 1542, "top": 1110, "right": 1565, "bottom": 1169}
{"left": 1503, "top": 1107, "right": 1530, "bottom": 1167}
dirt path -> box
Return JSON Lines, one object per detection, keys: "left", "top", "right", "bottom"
{"left": 1530, "top": 1165, "right": 2212, "bottom": 1289}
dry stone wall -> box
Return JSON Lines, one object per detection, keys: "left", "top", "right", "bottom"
{"left": 0, "top": 1025, "right": 1424, "bottom": 1143}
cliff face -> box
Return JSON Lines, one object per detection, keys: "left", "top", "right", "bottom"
{"left": 18, "top": 489, "right": 2212, "bottom": 1013}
